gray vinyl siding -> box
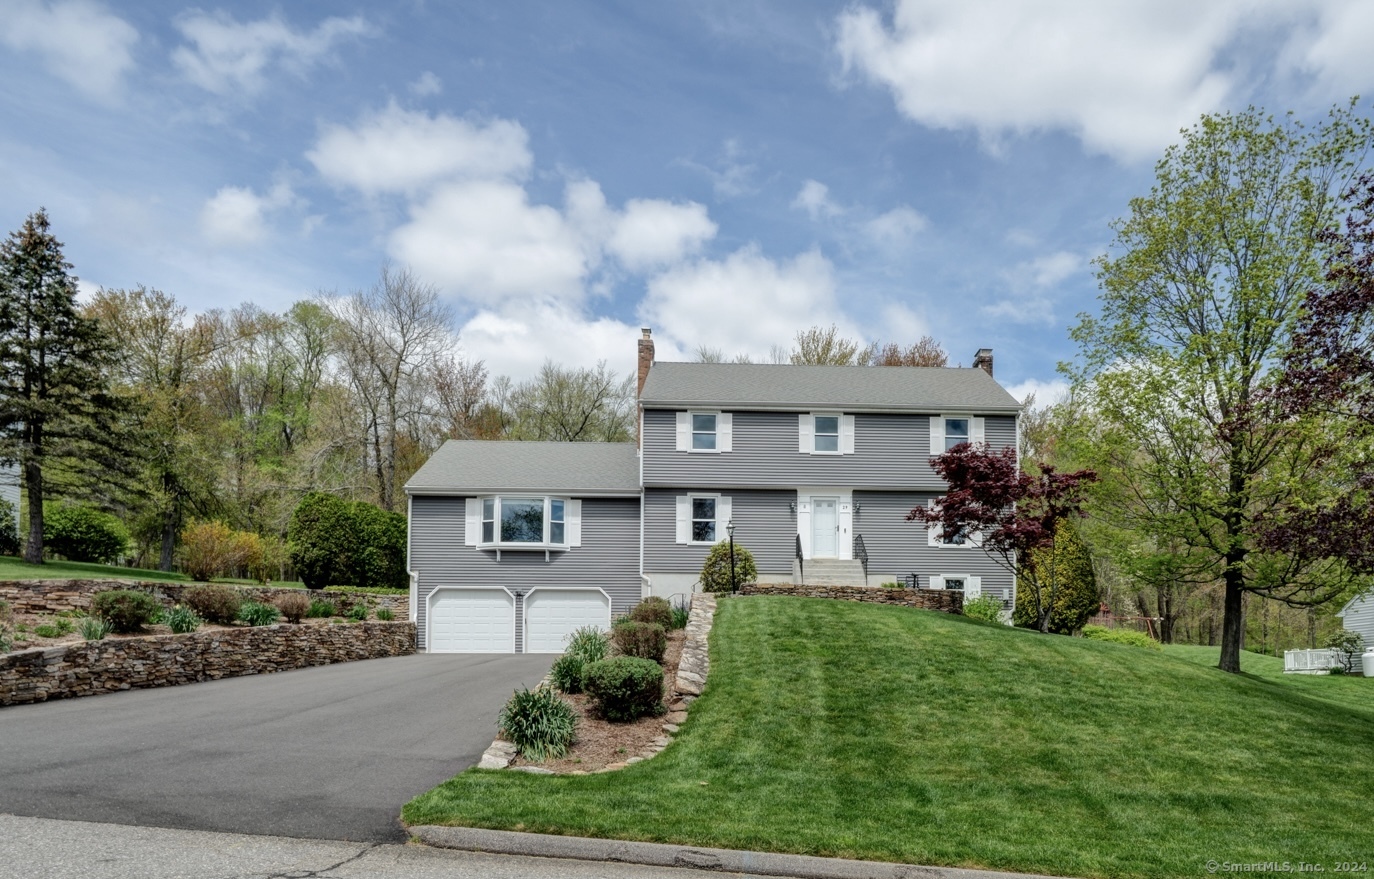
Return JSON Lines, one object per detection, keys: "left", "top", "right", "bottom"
{"left": 409, "top": 495, "right": 641, "bottom": 651}
{"left": 1340, "top": 595, "right": 1374, "bottom": 649}
{"left": 853, "top": 490, "right": 1014, "bottom": 598}
{"left": 643, "top": 488, "right": 796, "bottom": 576}
{"left": 642, "top": 409, "right": 1017, "bottom": 489}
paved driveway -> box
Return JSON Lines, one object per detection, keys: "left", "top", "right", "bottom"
{"left": 0, "top": 653, "right": 550, "bottom": 842}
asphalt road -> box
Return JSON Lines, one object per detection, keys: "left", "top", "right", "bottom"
{"left": 0, "top": 653, "right": 550, "bottom": 842}
{"left": 0, "top": 815, "right": 763, "bottom": 879}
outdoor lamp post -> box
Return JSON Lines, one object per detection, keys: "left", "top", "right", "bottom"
{"left": 726, "top": 519, "right": 737, "bottom": 593}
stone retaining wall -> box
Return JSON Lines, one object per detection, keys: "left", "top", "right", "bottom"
{"left": 738, "top": 583, "right": 963, "bottom": 613}
{"left": 0, "top": 620, "right": 416, "bottom": 707}
{"left": 0, "top": 579, "right": 409, "bottom": 619}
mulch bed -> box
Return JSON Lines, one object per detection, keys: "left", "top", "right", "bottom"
{"left": 509, "top": 629, "right": 686, "bottom": 773}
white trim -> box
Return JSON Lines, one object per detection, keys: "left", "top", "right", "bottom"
{"left": 474, "top": 495, "right": 573, "bottom": 551}
{"left": 971, "top": 416, "right": 985, "bottom": 445}
{"left": 929, "top": 415, "right": 943, "bottom": 456}
{"left": 798, "top": 413, "right": 813, "bottom": 454}
{"left": 840, "top": 414, "right": 856, "bottom": 454}
{"left": 806, "top": 411, "right": 844, "bottom": 455}
{"left": 939, "top": 413, "right": 973, "bottom": 452}
{"left": 931, "top": 574, "right": 976, "bottom": 595}
{"left": 687, "top": 410, "right": 722, "bottom": 453}
{"left": 675, "top": 494, "right": 691, "bottom": 543}
{"left": 407, "top": 494, "right": 417, "bottom": 623}
{"left": 521, "top": 586, "right": 612, "bottom": 654}
{"left": 796, "top": 486, "right": 854, "bottom": 560}
{"left": 464, "top": 498, "right": 481, "bottom": 546}
{"left": 683, "top": 493, "right": 726, "bottom": 546}
{"left": 425, "top": 586, "right": 517, "bottom": 654}
{"left": 566, "top": 498, "right": 582, "bottom": 547}
{"left": 675, "top": 411, "right": 690, "bottom": 451}
{"left": 718, "top": 413, "right": 733, "bottom": 452}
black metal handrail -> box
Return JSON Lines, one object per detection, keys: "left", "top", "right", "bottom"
{"left": 795, "top": 533, "right": 804, "bottom": 585}
{"left": 853, "top": 534, "right": 868, "bottom": 581}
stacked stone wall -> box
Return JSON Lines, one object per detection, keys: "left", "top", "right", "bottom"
{"left": 737, "top": 583, "right": 963, "bottom": 613}
{"left": 0, "top": 579, "right": 409, "bottom": 619}
{"left": 1, "top": 620, "right": 415, "bottom": 706}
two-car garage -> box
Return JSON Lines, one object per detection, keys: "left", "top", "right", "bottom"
{"left": 426, "top": 587, "right": 611, "bottom": 654}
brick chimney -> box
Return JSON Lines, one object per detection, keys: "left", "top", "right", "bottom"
{"left": 637, "top": 328, "right": 655, "bottom": 446}
{"left": 972, "top": 348, "right": 993, "bottom": 377}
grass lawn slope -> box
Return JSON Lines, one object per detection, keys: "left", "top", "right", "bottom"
{"left": 404, "top": 597, "right": 1374, "bottom": 879}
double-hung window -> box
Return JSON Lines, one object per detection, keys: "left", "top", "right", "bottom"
{"left": 944, "top": 417, "right": 969, "bottom": 451}
{"left": 675, "top": 493, "right": 731, "bottom": 545}
{"left": 692, "top": 497, "right": 717, "bottom": 542}
{"left": 692, "top": 413, "right": 717, "bottom": 451}
{"left": 800, "top": 412, "right": 854, "bottom": 454}
{"left": 813, "top": 415, "right": 840, "bottom": 453}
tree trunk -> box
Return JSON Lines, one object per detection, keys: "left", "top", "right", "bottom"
{"left": 22, "top": 455, "right": 43, "bottom": 565}
{"left": 159, "top": 514, "right": 177, "bottom": 572}
{"left": 1218, "top": 575, "right": 1246, "bottom": 672}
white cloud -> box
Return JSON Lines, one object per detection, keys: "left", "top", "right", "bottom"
{"left": 0, "top": 0, "right": 138, "bottom": 100}
{"left": 1025, "top": 251, "right": 1082, "bottom": 288}
{"left": 792, "top": 179, "right": 844, "bottom": 220}
{"left": 871, "top": 302, "right": 930, "bottom": 343}
{"left": 1004, "top": 377, "right": 1070, "bottom": 408}
{"left": 981, "top": 250, "right": 1084, "bottom": 324}
{"left": 607, "top": 199, "right": 717, "bottom": 271}
{"left": 388, "top": 180, "right": 589, "bottom": 304}
{"left": 200, "top": 182, "right": 295, "bottom": 247}
{"left": 864, "top": 206, "right": 928, "bottom": 248}
{"left": 458, "top": 300, "right": 645, "bottom": 381}
{"left": 409, "top": 71, "right": 443, "bottom": 96}
{"left": 981, "top": 296, "right": 1055, "bottom": 326}
{"left": 679, "top": 138, "right": 758, "bottom": 199}
{"left": 640, "top": 246, "right": 855, "bottom": 358}
{"left": 836, "top": 0, "right": 1269, "bottom": 162}
{"left": 308, "top": 103, "right": 532, "bottom": 195}
{"left": 172, "top": 10, "right": 371, "bottom": 95}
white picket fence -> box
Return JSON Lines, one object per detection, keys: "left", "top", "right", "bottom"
{"left": 1283, "top": 648, "right": 1365, "bottom": 675}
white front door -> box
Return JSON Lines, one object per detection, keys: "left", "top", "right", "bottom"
{"left": 812, "top": 498, "right": 838, "bottom": 558}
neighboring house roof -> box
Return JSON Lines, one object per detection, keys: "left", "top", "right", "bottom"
{"left": 405, "top": 440, "right": 641, "bottom": 496}
{"left": 639, "top": 362, "right": 1022, "bottom": 413}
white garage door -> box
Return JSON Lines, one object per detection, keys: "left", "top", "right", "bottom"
{"left": 524, "top": 589, "right": 611, "bottom": 654}
{"left": 429, "top": 588, "right": 515, "bottom": 653}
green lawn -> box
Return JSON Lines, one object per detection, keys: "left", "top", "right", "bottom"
{"left": 0, "top": 555, "right": 306, "bottom": 589}
{"left": 404, "top": 597, "right": 1374, "bottom": 879}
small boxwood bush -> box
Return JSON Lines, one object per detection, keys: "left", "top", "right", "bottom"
{"left": 306, "top": 598, "right": 337, "bottom": 618}
{"left": 275, "top": 592, "right": 310, "bottom": 624}
{"left": 165, "top": 604, "right": 202, "bottom": 634}
{"left": 962, "top": 594, "right": 1005, "bottom": 624}
{"left": 90, "top": 589, "right": 162, "bottom": 633}
{"left": 628, "top": 596, "right": 673, "bottom": 629}
{"left": 499, "top": 685, "right": 577, "bottom": 761}
{"left": 611, "top": 618, "right": 667, "bottom": 663}
{"left": 698, "top": 540, "right": 758, "bottom": 593}
{"left": 1081, "top": 624, "right": 1161, "bottom": 650}
{"left": 583, "top": 656, "right": 666, "bottom": 722}
{"left": 238, "top": 601, "right": 280, "bottom": 627}
{"left": 183, "top": 584, "right": 243, "bottom": 625}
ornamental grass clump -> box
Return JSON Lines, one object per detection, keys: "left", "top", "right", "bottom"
{"left": 551, "top": 626, "right": 611, "bottom": 694}
{"left": 90, "top": 589, "right": 161, "bottom": 634}
{"left": 583, "top": 656, "right": 666, "bottom": 722}
{"left": 79, "top": 616, "right": 113, "bottom": 641}
{"left": 611, "top": 618, "right": 667, "bottom": 663}
{"left": 305, "top": 598, "right": 337, "bottom": 618}
{"left": 498, "top": 685, "right": 577, "bottom": 761}
{"left": 164, "top": 605, "right": 202, "bottom": 634}
{"left": 274, "top": 592, "right": 310, "bottom": 623}
{"left": 237, "top": 601, "right": 279, "bottom": 627}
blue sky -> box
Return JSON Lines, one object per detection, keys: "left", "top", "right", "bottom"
{"left": 2, "top": 1, "right": 1373, "bottom": 400}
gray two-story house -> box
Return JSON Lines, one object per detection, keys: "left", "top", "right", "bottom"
{"left": 404, "top": 329, "right": 1021, "bottom": 653}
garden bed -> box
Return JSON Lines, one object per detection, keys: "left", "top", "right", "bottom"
{"left": 507, "top": 629, "right": 687, "bottom": 774}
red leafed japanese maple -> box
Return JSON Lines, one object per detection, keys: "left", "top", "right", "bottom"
{"left": 906, "top": 444, "right": 1096, "bottom": 633}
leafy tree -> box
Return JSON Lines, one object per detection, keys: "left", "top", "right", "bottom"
{"left": 491, "top": 360, "right": 635, "bottom": 442}
{"left": 790, "top": 324, "right": 873, "bottom": 366}
{"left": 0, "top": 210, "right": 127, "bottom": 563}
{"left": 907, "top": 444, "right": 1097, "bottom": 633}
{"left": 1014, "top": 519, "right": 1098, "bottom": 633}
{"left": 287, "top": 492, "right": 359, "bottom": 589}
{"left": 869, "top": 336, "right": 948, "bottom": 366}
{"left": 1067, "top": 104, "right": 1373, "bottom": 673}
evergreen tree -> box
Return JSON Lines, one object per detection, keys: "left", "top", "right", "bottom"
{"left": 0, "top": 210, "right": 124, "bottom": 563}
{"left": 1015, "top": 519, "right": 1099, "bottom": 634}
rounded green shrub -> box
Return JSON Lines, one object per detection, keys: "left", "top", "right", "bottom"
{"left": 611, "top": 618, "right": 667, "bottom": 663}
{"left": 499, "top": 685, "right": 577, "bottom": 761}
{"left": 0, "top": 498, "right": 20, "bottom": 557}
{"left": 287, "top": 493, "right": 408, "bottom": 590}
{"left": 237, "top": 601, "right": 280, "bottom": 627}
{"left": 183, "top": 584, "right": 243, "bottom": 625}
{"left": 583, "top": 656, "right": 666, "bottom": 722}
{"left": 44, "top": 502, "right": 129, "bottom": 563}
{"left": 628, "top": 596, "right": 673, "bottom": 629}
{"left": 346, "top": 604, "right": 368, "bottom": 621}
{"left": 962, "top": 594, "right": 1005, "bottom": 624}
{"left": 90, "top": 589, "right": 161, "bottom": 633}
{"left": 698, "top": 540, "right": 757, "bottom": 593}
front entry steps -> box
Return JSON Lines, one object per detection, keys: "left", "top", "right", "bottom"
{"left": 793, "top": 558, "right": 867, "bottom": 586}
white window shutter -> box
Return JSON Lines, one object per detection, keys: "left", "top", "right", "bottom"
{"left": 465, "top": 498, "right": 481, "bottom": 546}
{"left": 717, "top": 496, "right": 732, "bottom": 537}
{"left": 566, "top": 499, "right": 582, "bottom": 547}
{"left": 675, "top": 495, "right": 690, "bottom": 544}
{"left": 676, "top": 412, "right": 689, "bottom": 451}
{"left": 718, "top": 413, "right": 733, "bottom": 452}
{"left": 972, "top": 416, "right": 986, "bottom": 446}
{"left": 929, "top": 575, "right": 944, "bottom": 590}
{"left": 967, "top": 576, "right": 982, "bottom": 598}
{"left": 929, "top": 415, "right": 943, "bottom": 456}
{"left": 799, "top": 413, "right": 813, "bottom": 453}
{"left": 840, "top": 414, "right": 856, "bottom": 454}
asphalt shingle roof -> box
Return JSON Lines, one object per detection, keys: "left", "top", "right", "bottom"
{"left": 639, "top": 362, "right": 1021, "bottom": 413}
{"left": 405, "top": 441, "right": 640, "bottom": 495}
